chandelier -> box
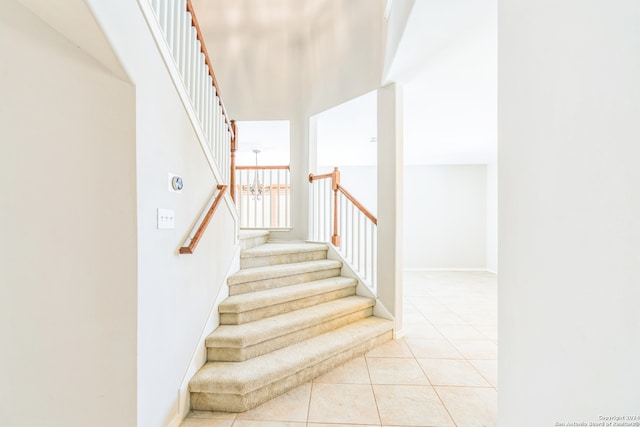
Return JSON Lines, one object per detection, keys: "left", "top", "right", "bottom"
{"left": 249, "top": 149, "right": 265, "bottom": 200}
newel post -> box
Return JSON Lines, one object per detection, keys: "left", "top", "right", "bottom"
{"left": 230, "top": 120, "right": 238, "bottom": 202}
{"left": 331, "top": 167, "right": 340, "bottom": 247}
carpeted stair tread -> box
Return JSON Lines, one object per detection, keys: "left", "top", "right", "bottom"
{"left": 240, "top": 242, "right": 329, "bottom": 268}
{"left": 207, "top": 296, "right": 373, "bottom": 349}
{"left": 238, "top": 230, "right": 270, "bottom": 250}
{"left": 188, "top": 230, "right": 395, "bottom": 413}
{"left": 238, "top": 230, "right": 269, "bottom": 240}
{"left": 227, "top": 259, "right": 342, "bottom": 286}
{"left": 241, "top": 242, "right": 328, "bottom": 258}
{"left": 190, "top": 316, "right": 393, "bottom": 395}
{"left": 219, "top": 276, "right": 357, "bottom": 316}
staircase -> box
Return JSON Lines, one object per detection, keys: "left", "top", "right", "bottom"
{"left": 188, "top": 230, "right": 394, "bottom": 412}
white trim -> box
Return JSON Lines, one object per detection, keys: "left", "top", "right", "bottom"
{"left": 324, "top": 244, "right": 394, "bottom": 322}
{"left": 384, "top": 0, "right": 394, "bottom": 20}
{"left": 166, "top": 243, "right": 241, "bottom": 427}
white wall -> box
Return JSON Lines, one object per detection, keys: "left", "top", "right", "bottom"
{"left": 499, "top": 0, "right": 640, "bottom": 425}
{"left": 486, "top": 162, "right": 497, "bottom": 272}
{"left": 0, "top": 1, "right": 136, "bottom": 425}
{"left": 377, "top": 83, "right": 404, "bottom": 330}
{"left": 85, "top": 1, "right": 239, "bottom": 425}
{"left": 2, "top": 0, "right": 240, "bottom": 425}
{"left": 404, "top": 165, "right": 487, "bottom": 270}
{"left": 327, "top": 165, "right": 378, "bottom": 217}
{"left": 315, "top": 91, "right": 378, "bottom": 168}
{"left": 314, "top": 164, "right": 489, "bottom": 271}
{"left": 389, "top": 0, "right": 497, "bottom": 166}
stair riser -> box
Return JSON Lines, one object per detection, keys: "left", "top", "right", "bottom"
{"left": 241, "top": 250, "right": 327, "bottom": 269}
{"left": 240, "top": 235, "right": 269, "bottom": 250}
{"left": 191, "top": 329, "right": 393, "bottom": 412}
{"left": 220, "top": 286, "right": 356, "bottom": 325}
{"left": 209, "top": 306, "right": 374, "bottom": 362}
{"left": 228, "top": 268, "right": 341, "bottom": 296}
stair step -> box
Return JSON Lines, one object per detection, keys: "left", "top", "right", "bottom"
{"left": 240, "top": 242, "right": 329, "bottom": 268}
{"left": 207, "top": 296, "right": 374, "bottom": 362}
{"left": 227, "top": 259, "right": 342, "bottom": 296}
{"left": 219, "top": 276, "right": 358, "bottom": 325}
{"left": 239, "top": 230, "right": 269, "bottom": 250}
{"left": 190, "top": 317, "right": 394, "bottom": 412}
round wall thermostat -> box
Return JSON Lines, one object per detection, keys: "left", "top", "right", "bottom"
{"left": 172, "top": 176, "right": 184, "bottom": 191}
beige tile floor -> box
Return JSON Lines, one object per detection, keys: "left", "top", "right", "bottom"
{"left": 181, "top": 271, "right": 497, "bottom": 427}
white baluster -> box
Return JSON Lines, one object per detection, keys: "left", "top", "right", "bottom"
{"left": 203, "top": 80, "right": 209, "bottom": 145}
{"left": 172, "top": 0, "right": 181, "bottom": 60}
{"left": 183, "top": 14, "right": 191, "bottom": 97}
{"left": 338, "top": 193, "right": 349, "bottom": 253}
{"left": 181, "top": 12, "right": 189, "bottom": 79}
{"left": 200, "top": 59, "right": 206, "bottom": 129}
{"left": 237, "top": 171, "right": 243, "bottom": 227}
{"left": 206, "top": 79, "right": 212, "bottom": 146}
{"left": 197, "top": 52, "right": 203, "bottom": 126}
{"left": 166, "top": 0, "right": 175, "bottom": 54}
{"left": 172, "top": 0, "right": 180, "bottom": 65}
{"left": 245, "top": 170, "right": 251, "bottom": 228}
{"left": 228, "top": 134, "right": 232, "bottom": 182}
{"left": 267, "top": 170, "right": 278, "bottom": 228}
{"left": 359, "top": 213, "right": 364, "bottom": 273}
{"left": 364, "top": 219, "right": 369, "bottom": 281}
{"left": 190, "top": 29, "right": 198, "bottom": 102}
{"left": 219, "top": 115, "right": 224, "bottom": 169}
{"left": 285, "top": 170, "right": 290, "bottom": 228}
{"left": 320, "top": 180, "right": 324, "bottom": 237}
{"left": 277, "top": 171, "right": 281, "bottom": 228}
{"left": 212, "top": 91, "right": 217, "bottom": 157}
{"left": 350, "top": 204, "right": 355, "bottom": 263}
{"left": 195, "top": 53, "right": 201, "bottom": 126}
{"left": 214, "top": 99, "right": 219, "bottom": 164}
{"left": 373, "top": 227, "right": 377, "bottom": 291}
{"left": 200, "top": 59, "right": 207, "bottom": 130}
{"left": 160, "top": 0, "right": 168, "bottom": 36}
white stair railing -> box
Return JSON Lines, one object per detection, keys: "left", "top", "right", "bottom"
{"left": 309, "top": 168, "right": 377, "bottom": 292}
{"left": 145, "top": 0, "right": 233, "bottom": 184}
{"left": 235, "top": 166, "right": 291, "bottom": 229}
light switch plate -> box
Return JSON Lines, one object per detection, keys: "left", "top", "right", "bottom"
{"left": 157, "top": 208, "right": 175, "bottom": 229}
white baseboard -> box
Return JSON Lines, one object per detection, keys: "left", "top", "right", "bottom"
{"left": 324, "top": 245, "right": 394, "bottom": 322}
{"left": 168, "top": 244, "right": 241, "bottom": 427}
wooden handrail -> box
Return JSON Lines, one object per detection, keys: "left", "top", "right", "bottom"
{"left": 308, "top": 167, "right": 377, "bottom": 247}
{"left": 337, "top": 184, "right": 378, "bottom": 225}
{"left": 179, "top": 185, "right": 227, "bottom": 254}
{"left": 308, "top": 172, "right": 333, "bottom": 182}
{"left": 236, "top": 165, "right": 290, "bottom": 170}
{"left": 185, "top": 0, "right": 234, "bottom": 138}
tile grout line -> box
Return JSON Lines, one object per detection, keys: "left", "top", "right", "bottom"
{"left": 363, "top": 353, "right": 384, "bottom": 427}
{"left": 466, "top": 358, "right": 497, "bottom": 389}
{"left": 418, "top": 292, "right": 497, "bottom": 388}
{"left": 306, "top": 381, "right": 314, "bottom": 426}
{"left": 406, "top": 335, "right": 459, "bottom": 427}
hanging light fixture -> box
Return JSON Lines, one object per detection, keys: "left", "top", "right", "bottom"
{"left": 249, "top": 149, "right": 264, "bottom": 200}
